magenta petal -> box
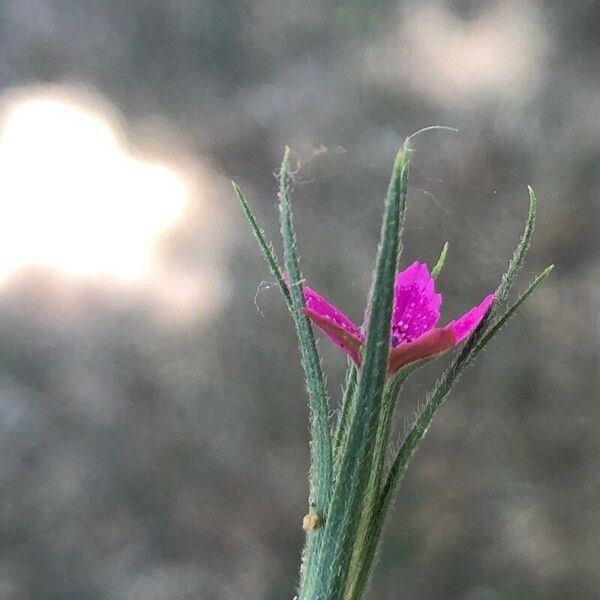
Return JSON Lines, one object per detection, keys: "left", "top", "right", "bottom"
{"left": 303, "top": 286, "right": 364, "bottom": 365}
{"left": 450, "top": 293, "right": 495, "bottom": 343}
{"left": 388, "top": 327, "right": 456, "bottom": 374}
{"left": 304, "top": 286, "right": 362, "bottom": 339}
{"left": 391, "top": 262, "right": 442, "bottom": 346}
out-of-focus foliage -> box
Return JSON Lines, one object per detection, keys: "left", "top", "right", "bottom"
{"left": 0, "top": 1, "right": 598, "bottom": 599}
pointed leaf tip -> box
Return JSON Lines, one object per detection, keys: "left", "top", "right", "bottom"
{"left": 492, "top": 184, "right": 537, "bottom": 316}
{"left": 395, "top": 140, "right": 412, "bottom": 168}
{"left": 527, "top": 186, "right": 537, "bottom": 214}
{"left": 431, "top": 242, "right": 449, "bottom": 279}
{"left": 277, "top": 144, "right": 332, "bottom": 514}
{"left": 282, "top": 145, "right": 291, "bottom": 167}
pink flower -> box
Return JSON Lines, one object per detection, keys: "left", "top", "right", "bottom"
{"left": 303, "top": 262, "right": 494, "bottom": 375}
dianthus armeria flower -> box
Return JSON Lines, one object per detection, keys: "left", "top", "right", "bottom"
{"left": 303, "top": 261, "right": 494, "bottom": 375}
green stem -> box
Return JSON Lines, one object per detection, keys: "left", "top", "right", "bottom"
{"left": 279, "top": 148, "right": 333, "bottom": 515}
{"left": 278, "top": 149, "right": 334, "bottom": 597}
{"left": 343, "top": 371, "right": 409, "bottom": 599}
{"left": 333, "top": 363, "right": 358, "bottom": 484}
{"left": 304, "top": 144, "right": 411, "bottom": 600}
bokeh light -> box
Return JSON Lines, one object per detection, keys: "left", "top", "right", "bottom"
{"left": 0, "top": 89, "right": 186, "bottom": 282}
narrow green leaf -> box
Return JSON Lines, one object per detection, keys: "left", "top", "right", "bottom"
{"left": 343, "top": 370, "right": 410, "bottom": 600}
{"left": 459, "top": 186, "right": 537, "bottom": 368}
{"left": 278, "top": 148, "right": 332, "bottom": 513}
{"left": 343, "top": 353, "right": 442, "bottom": 599}
{"left": 375, "top": 265, "right": 554, "bottom": 578}
{"left": 343, "top": 194, "right": 543, "bottom": 600}
{"left": 473, "top": 265, "right": 553, "bottom": 358}
{"left": 431, "top": 241, "right": 449, "bottom": 279}
{"left": 491, "top": 186, "right": 536, "bottom": 318}
{"left": 232, "top": 181, "right": 292, "bottom": 310}
{"left": 278, "top": 149, "right": 334, "bottom": 598}
{"left": 333, "top": 363, "right": 358, "bottom": 483}
{"left": 308, "top": 143, "right": 412, "bottom": 600}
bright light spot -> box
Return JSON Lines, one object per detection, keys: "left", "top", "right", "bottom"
{"left": 0, "top": 91, "right": 187, "bottom": 281}
{"left": 365, "top": 1, "right": 550, "bottom": 106}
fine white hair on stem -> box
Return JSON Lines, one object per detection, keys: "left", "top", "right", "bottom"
{"left": 253, "top": 280, "right": 277, "bottom": 317}
{"left": 406, "top": 125, "right": 459, "bottom": 142}
{"left": 289, "top": 277, "right": 307, "bottom": 287}
{"left": 421, "top": 189, "right": 450, "bottom": 213}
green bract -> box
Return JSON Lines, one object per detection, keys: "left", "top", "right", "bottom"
{"left": 233, "top": 144, "right": 551, "bottom": 600}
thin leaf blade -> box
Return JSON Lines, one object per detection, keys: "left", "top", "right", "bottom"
{"left": 232, "top": 181, "right": 292, "bottom": 309}
{"left": 431, "top": 241, "right": 449, "bottom": 279}
{"left": 278, "top": 148, "right": 333, "bottom": 511}
{"left": 491, "top": 186, "right": 536, "bottom": 318}
{"left": 309, "top": 143, "right": 412, "bottom": 599}
{"left": 277, "top": 148, "right": 334, "bottom": 597}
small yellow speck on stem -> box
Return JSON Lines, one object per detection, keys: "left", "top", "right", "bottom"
{"left": 302, "top": 514, "right": 322, "bottom": 531}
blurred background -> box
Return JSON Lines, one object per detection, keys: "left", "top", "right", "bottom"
{"left": 0, "top": 1, "right": 598, "bottom": 598}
